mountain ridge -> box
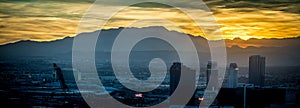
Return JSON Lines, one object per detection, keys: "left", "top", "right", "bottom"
{"left": 0, "top": 26, "right": 299, "bottom": 66}
{"left": 1, "top": 26, "right": 299, "bottom": 48}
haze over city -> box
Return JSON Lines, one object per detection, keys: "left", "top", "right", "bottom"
{"left": 0, "top": 0, "right": 299, "bottom": 108}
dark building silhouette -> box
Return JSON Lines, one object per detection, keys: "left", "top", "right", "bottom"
{"left": 228, "top": 63, "right": 238, "bottom": 88}
{"left": 53, "top": 63, "right": 68, "bottom": 90}
{"left": 170, "top": 62, "right": 181, "bottom": 95}
{"left": 206, "top": 61, "right": 218, "bottom": 91}
{"left": 169, "top": 62, "right": 196, "bottom": 106}
{"left": 215, "top": 88, "right": 286, "bottom": 108}
{"left": 249, "top": 55, "right": 266, "bottom": 87}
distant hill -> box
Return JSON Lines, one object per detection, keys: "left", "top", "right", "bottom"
{"left": 0, "top": 26, "right": 299, "bottom": 67}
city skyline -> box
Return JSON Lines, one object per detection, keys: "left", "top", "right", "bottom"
{"left": 0, "top": 0, "right": 299, "bottom": 107}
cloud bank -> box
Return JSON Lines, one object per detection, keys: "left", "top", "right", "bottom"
{"left": 0, "top": 0, "right": 299, "bottom": 47}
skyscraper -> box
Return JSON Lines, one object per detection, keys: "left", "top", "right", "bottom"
{"left": 169, "top": 62, "right": 196, "bottom": 106}
{"left": 249, "top": 55, "right": 266, "bottom": 87}
{"left": 170, "top": 62, "right": 181, "bottom": 95}
{"left": 227, "top": 63, "right": 239, "bottom": 88}
{"left": 206, "top": 61, "right": 218, "bottom": 91}
{"left": 53, "top": 63, "right": 68, "bottom": 90}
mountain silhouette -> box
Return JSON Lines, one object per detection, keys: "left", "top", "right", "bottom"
{"left": 0, "top": 26, "right": 299, "bottom": 66}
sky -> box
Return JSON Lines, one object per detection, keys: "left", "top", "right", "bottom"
{"left": 0, "top": 0, "right": 299, "bottom": 45}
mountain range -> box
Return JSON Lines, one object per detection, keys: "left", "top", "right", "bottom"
{"left": 0, "top": 26, "right": 299, "bottom": 67}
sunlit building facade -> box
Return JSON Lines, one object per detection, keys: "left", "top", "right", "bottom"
{"left": 227, "top": 63, "right": 239, "bottom": 88}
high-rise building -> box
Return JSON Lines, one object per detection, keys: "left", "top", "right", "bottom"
{"left": 170, "top": 62, "right": 181, "bottom": 95}
{"left": 206, "top": 61, "right": 218, "bottom": 91}
{"left": 249, "top": 55, "right": 266, "bottom": 87}
{"left": 169, "top": 62, "right": 196, "bottom": 106}
{"left": 227, "top": 63, "right": 239, "bottom": 88}
{"left": 53, "top": 63, "right": 69, "bottom": 90}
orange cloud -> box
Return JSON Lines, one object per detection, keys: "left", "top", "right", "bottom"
{"left": 0, "top": 0, "right": 299, "bottom": 48}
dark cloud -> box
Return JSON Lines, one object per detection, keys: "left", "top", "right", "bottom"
{"left": 1, "top": 0, "right": 298, "bottom": 14}
{"left": 130, "top": 2, "right": 172, "bottom": 8}
{"left": 204, "top": 0, "right": 300, "bottom": 14}
{"left": 0, "top": 0, "right": 95, "bottom": 3}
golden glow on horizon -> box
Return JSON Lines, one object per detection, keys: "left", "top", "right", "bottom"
{"left": 102, "top": 6, "right": 205, "bottom": 38}
{"left": 0, "top": 1, "right": 299, "bottom": 47}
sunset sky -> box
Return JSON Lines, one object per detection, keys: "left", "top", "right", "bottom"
{"left": 0, "top": 0, "right": 299, "bottom": 45}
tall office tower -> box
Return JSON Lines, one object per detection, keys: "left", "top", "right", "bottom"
{"left": 206, "top": 61, "right": 218, "bottom": 91}
{"left": 169, "top": 62, "right": 196, "bottom": 106}
{"left": 53, "top": 63, "right": 68, "bottom": 90}
{"left": 227, "top": 63, "right": 239, "bottom": 88}
{"left": 249, "top": 55, "right": 266, "bottom": 87}
{"left": 170, "top": 62, "right": 181, "bottom": 95}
